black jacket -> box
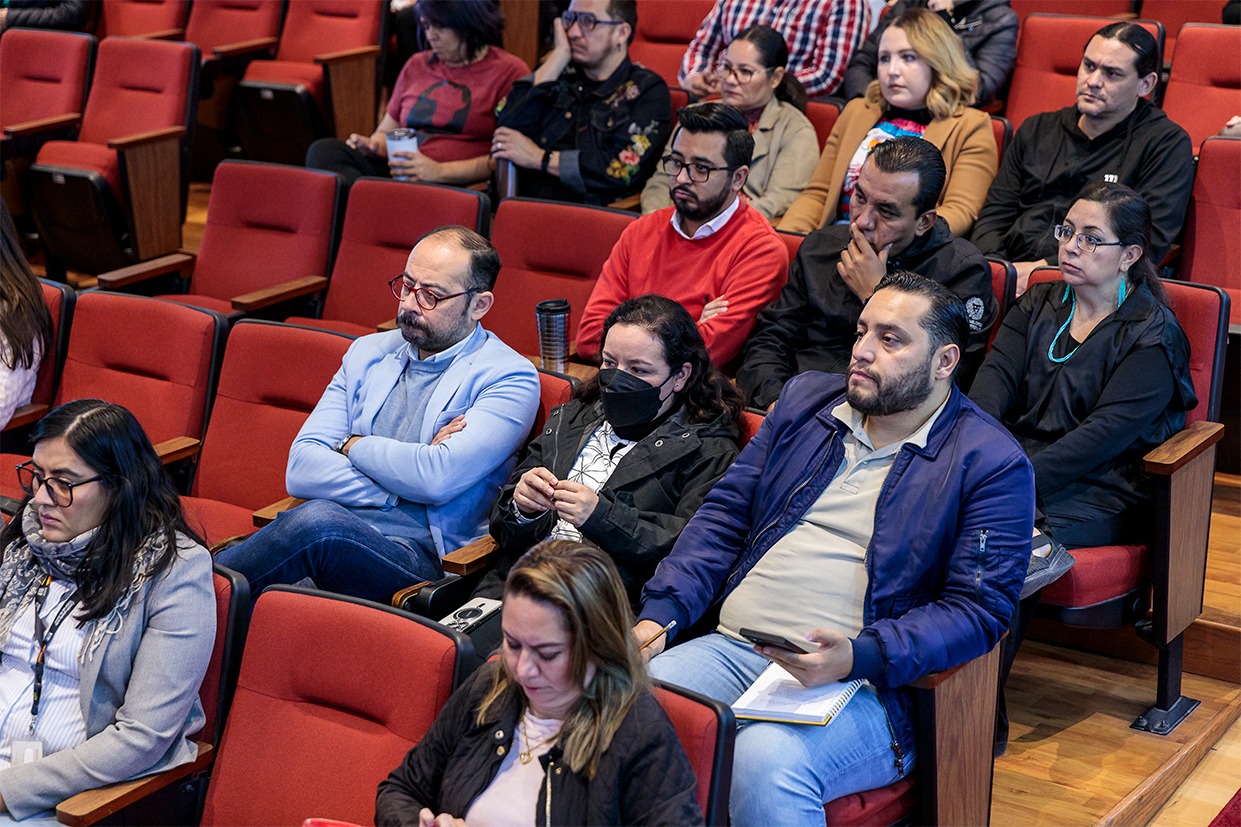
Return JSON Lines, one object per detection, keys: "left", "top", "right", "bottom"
{"left": 970, "top": 99, "right": 1193, "bottom": 265}
{"left": 480, "top": 399, "right": 740, "bottom": 605}
{"left": 737, "top": 217, "right": 995, "bottom": 409}
{"left": 843, "top": 0, "right": 1019, "bottom": 104}
{"left": 2, "top": 0, "right": 88, "bottom": 30}
{"left": 375, "top": 663, "right": 705, "bottom": 827}
{"left": 496, "top": 58, "right": 671, "bottom": 206}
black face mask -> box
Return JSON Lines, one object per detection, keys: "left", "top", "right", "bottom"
{"left": 599, "top": 368, "right": 673, "bottom": 437}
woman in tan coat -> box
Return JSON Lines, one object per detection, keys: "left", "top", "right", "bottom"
{"left": 779, "top": 7, "right": 996, "bottom": 236}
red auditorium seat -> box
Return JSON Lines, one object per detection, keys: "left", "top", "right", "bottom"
{"left": 986, "top": 258, "right": 1018, "bottom": 352}
{"left": 288, "top": 178, "right": 490, "bottom": 337}
{"left": 4, "top": 279, "right": 75, "bottom": 433}
{"left": 97, "top": 160, "right": 342, "bottom": 318}
{"left": 1180, "top": 136, "right": 1241, "bottom": 326}
{"left": 1137, "top": 0, "right": 1225, "bottom": 64}
{"left": 629, "top": 0, "right": 715, "bottom": 88}
{"left": 235, "top": 0, "right": 384, "bottom": 166}
{"left": 1010, "top": 1, "right": 1133, "bottom": 25}
{"left": 179, "top": 321, "right": 354, "bottom": 548}
{"left": 488, "top": 198, "right": 636, "bottom": 357}
{"left": 805, "top": 99, "right": 841, "bottom": 153}
{"left": 1030, "top": 272, "right": 1229, "bottom": 735}
{"left": 0, "top": 29, "right": 95, "bottom": 163}
{"left": 27, "top": 37, "right": 199, "bottom": 275}
{"left": 776, "top": 229, "right": 804, "bottom": 264}
{"left": 991, "top": 114, "right": 1012, "bottom": 162}
{"left": 653, "top": 682, "right": 735, "bottom": 826}
{"left": 1006, "top": 14, "right": 1164, "bottom": 131}
{"left": 200, "top": 587, "right": 474, "bottom": 826}
{"left": 95, "top": 0, "right": 189, "bottom": 38}
{"left": 1161, "top": 25, "right": 1241, "bottom": 155}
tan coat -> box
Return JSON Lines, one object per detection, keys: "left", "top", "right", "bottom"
{"left": 778, "top": 97, "right": 997, "bottom": 236}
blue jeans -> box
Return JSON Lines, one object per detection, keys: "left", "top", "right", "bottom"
{"left": 649, "top": 632, "right": 911, "bottom": 827}
{"left": 213, "top": 499, "right": 442, "bottom": 607}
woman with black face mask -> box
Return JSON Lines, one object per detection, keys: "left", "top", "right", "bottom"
{"left": 470, "top": 295, "right": 744, "bottom": 625}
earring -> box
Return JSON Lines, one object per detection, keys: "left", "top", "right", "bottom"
{"left": 1117, "top": 276, "right": 1128, "bottom": 306}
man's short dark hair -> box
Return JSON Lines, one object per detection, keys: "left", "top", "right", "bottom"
{"left": 874, "top": 270, "right": 968, "bottom": 362}
{"left": 1090, "top": 22, "right": 1160, "bottom": 78}
{"left": 416, "top": 225, "right": 502, "bottom": 292}
{"left": 674, "top": 102, "right": 754, "bottom": 169}
{"left": 608, "top": 0, "right": 637, "bottom": 44}
{"left": 865, "top": 137, "right": 946, "bottom": 216}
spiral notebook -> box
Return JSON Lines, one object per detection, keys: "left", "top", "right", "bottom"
{"left": 732, "top": 664, "right": 864, "bottom": 726}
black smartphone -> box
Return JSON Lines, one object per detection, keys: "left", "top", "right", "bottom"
{"left": 738, "top": 627, "right": 817, "bottom": 655}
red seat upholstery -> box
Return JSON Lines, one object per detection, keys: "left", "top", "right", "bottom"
{"left": 289, "top": 179, "right": 489, "bottom": 336}
{"left": 25, "top": 280, "right": 75, "bottom": 422}
{"left": 96, "top": 0, "right": 189, "bottom": 37}
{"left": 194, "top": 565, "right": 251, "bottom": 745}
{"left": 739, "top": 410, "right": 764, "bottom": 446}
{"left": 824, "top": 777, "right": 918, "bottom": 826}
{"left": 653, "top": 682, "right": 735, "bottom": 826}
{"left": 201, "top": 587, "right": 473, "bottom": 826}
{"left": 1041, "top": 543, "right": 1148, "bottom": 607}
{"left": 986, "top": 258, "right": 1017, "bottom": 352}
{"left": 35, "top": 140, "right": 122, "bottom": 200}
{"left": 1180, "top": 136, "right": 1241, "bottom": 325}
{"left": 242, "top": 58, "right": 326, "bottom": 106}
{"left": 488, "top": 198, "right": 636, "bottom": 356}
{"left": 991, "top": 115, "right": 1012, "bottom": 162}
{"left": 1006, "top": 15, "right": 1164, "bottom": 131}
{"left": 1162, "top": 25, "right": 1241, "bottom": 155}
{"left": 0, "top": 28, "right": 94, "bottom": 135}
{"left": 776, "top": 229, "right": 804, "bottom": 265}
{"left": 1011, "top": 1, "right": 1133, "bottom": 25}
{"left": 629, "top": 0, "right": 715, "bottom": 87}
{"left": 180, "top": 320, "right": 354, "bottom": 547}
{"left": 184, "top": 0, "right": 285, "bottom": 55}
{"left": 1137, "top": 1, "right": 1225, "bottom": 63}
{"left": 805, "top": 99, "right": 841, "bottom": 153}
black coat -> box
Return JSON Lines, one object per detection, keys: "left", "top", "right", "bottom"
{"left": 2, "top": 0, "right": 88, "bottom": 30}
{"left": 480, "top": 399, "right": 740, "bottom": 605}
{"left": 736, "top": 217, "right": 995, "bottom": 409}
{"left": 375, "top": 663, "right": 704, "bottom": 827}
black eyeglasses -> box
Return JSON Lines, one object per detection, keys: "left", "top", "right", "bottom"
{"left": 561, "top": 10, "right": 623, "bottom": 33}
{"left": 1051, "top": 224, "right": 1125, "bottom": 254}
{"left": 388, "top": 275, "right": 475, "bottom": 310}
{"left": 661, "top": 155, "right": 732, "bottom": 183}
{"left": 15, "top": 462, "right": 102, "bottom": 507}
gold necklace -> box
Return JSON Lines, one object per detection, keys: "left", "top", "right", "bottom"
{"left": 519, "top": 716, "right": 561, "bottom": 765}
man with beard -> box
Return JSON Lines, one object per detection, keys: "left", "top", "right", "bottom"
{"left": 632, "top": 272, "right": 1033, "bottom": 825}
{"left": 576, "top": 102, "right": 788, "bottom": 367}
{"left": 214, "top": 226, "right": 539, "bottom": 607}
{"left": 737, "top": 137, "right": 995, "bottom": 410}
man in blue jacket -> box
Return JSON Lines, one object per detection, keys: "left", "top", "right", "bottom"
{"left": 633, "top": 271, "right": 1033, "bottom": 826}
{"left": 215, "top": 226, "right": 540, "bottom": 606}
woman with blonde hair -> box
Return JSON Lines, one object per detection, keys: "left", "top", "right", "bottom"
{"left": 376, "top": 540, "right": 702, "bottom": 826}
{"left": 780, "top": 7, "right": 997, "bottom": 236}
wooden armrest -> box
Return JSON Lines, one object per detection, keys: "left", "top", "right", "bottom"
{"left": 211, "top": 36, "right": 279, "bottom": 58}
{"left": 107, "top": 126, "right": 185, "bottom": 151}
{"left": 1143, "top": 421, "right": 1224, "bottom": 475}
{"left": 154, "top": 437, "right": 200, "bottom": 465}
{"left": 56, "top": 743, "right": 213, "bottom": 827}
{"left": 377, "top": 318, "right": 397, "bottom": 332}
{"left": 442, "top": 536, "right": 498, "bottom": 576}
{"left": 97, "top": 252, "right": 195, "bottom": 288}
{"left": 231, "top": 275, "right": 328, "bottom": 313}
{"left": 140, "top": 27, "right": 185, "bottom": 40}
{"left": 5, "top": 402, "right": 49, "bottom": 431}
{"left": 253, "top": 496, "right": 305, "bottom": 528}
{"left": 608, "top": 193, "right": 641, "bottom": 212}
{"left": 4, "top": 113, "right": 81, "bottom": 138}
{"left": 391, "top": 580, "right": 433, "bottom": 608}
{"left": 315, "top": 45, "right": 381, "bottom": 65}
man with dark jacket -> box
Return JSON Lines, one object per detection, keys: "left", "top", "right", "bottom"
{"left": 737, "top": 137, "right": 995, "bottom": 410}
{"left": 634, "top": 272, "right": 1034, "bottom": 826}
{"left": 970, "top": 21, "right": 1193, "bottom": 293}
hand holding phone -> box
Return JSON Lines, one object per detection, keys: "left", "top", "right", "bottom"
{"left": 738, "top": 628, "right": 818, "bottom": 655}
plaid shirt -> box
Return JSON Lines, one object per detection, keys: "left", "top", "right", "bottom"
{"left": 679, "top": 0, "right": 870, "bottom": 97}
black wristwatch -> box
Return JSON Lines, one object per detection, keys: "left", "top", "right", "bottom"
{"left": 540, "top": 149, "right": 553, "bottom": 173}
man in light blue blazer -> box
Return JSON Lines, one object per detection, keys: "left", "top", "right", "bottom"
{"left": 215, "top": 226, "right": 540, "bottom": 606}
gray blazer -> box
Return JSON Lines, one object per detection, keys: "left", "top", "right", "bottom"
{"left": 0, "top": 539, "right": 215, "bottom": 819}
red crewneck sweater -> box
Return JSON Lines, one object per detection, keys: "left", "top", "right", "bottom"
{"left": 577, "top": 200, "right": 789, "bottom": 365}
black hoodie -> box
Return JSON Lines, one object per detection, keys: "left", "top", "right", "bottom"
{"left": 970, "top": 99, "right": 1193, "bottom": 264}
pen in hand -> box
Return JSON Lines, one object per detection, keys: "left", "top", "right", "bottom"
{"left": 640, "top": 620, "right": 676, "bottom": 650}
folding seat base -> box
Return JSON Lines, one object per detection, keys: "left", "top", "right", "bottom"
{"left": 235, "top": 82, "right": 327, "bottom": 166}
{"left": 28, "top": 164, "right": 135, "bottom": 275}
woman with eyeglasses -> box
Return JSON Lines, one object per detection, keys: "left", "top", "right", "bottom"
{"left": 306, "top": 0, "right": 528, "bottom": 187}
{"left": 0, "top": 400, "right": 214, "bottom": 821}
{"left": 376, "top": 540, "right": 704, "bottom": 827}
{"left": 0, "top": 202, "right": 52, "bottom": 431}
{"left": 779, "top": 7, "right": 997, "bottom": 236}
{"left": 491, "top": 0, "right": 671, "bottom": 206}
{"left": 640, "top": 25, "right": 819, "bottom": 222}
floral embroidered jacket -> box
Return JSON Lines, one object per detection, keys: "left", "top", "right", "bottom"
{"left": 496, "top": 58, "right": 671, "bottom": 205}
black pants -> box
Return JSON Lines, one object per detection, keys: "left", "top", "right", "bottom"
{"left": 305, "top": 138, "right": 390, "bottom": 187}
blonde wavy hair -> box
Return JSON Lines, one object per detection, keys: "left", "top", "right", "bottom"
{"left": 865, "top": 7, "right": 979, "bottom": 119}
{"left": 477, "top": 540, "right": 648, "bottom": 778}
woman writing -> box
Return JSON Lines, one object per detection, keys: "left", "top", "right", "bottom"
{"left": 376, "top": 540, "right": 703, "bottom": 826}
{"left": 307, "top": 0, "right": 528, "bottom": 187}
{"left": 0, "top": 400, "right": 215, "bottom": 821}
{"left": 640, "top": 25, "right": 818, "bottom": 222}
{"left": 779, "top": 7, "right": 997, "bottom": 236}
{"left": 477, "top": 295, "right": 742, "bottom": 615}
{"left": 1, "top": 202, "right": 52, "bottom": 430}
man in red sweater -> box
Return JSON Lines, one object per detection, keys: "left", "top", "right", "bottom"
{"left": 577, "top": 102, "right": 789, "bottom": 367}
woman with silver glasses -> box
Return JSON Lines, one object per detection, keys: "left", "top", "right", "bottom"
{"left": 0, "top": 400, "right": 214, "bottom": 823}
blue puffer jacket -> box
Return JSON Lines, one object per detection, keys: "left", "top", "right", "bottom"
{"left": 638, "top": 371, "right": 1034, "bottom": 757}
